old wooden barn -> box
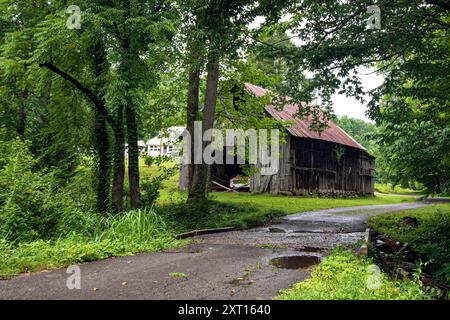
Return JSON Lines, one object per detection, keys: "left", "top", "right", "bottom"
{"left": 180, "top": 83, "right": 376, "bottom": 196}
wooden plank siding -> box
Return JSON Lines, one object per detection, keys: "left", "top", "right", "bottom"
{"left": 250, "top": 136, "right": 375, "bottom": 195}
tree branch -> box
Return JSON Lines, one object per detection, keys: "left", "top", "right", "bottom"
{"left": 39, "top": 62, "right": 116, "bottom": 129}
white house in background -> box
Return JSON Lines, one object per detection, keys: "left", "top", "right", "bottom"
{"left": 125, "top": 140, "right": 147, "bottom": 157}
{"left": 145, "top": 126, "right": 185, "bottom": 157}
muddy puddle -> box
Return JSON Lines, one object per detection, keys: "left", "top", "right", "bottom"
{"left": 270, "top": 255, "right": 321, "bottom": 270}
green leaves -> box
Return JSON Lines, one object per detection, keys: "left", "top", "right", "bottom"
{"left": 276, "top": 248, "right": 436, "bottom": 300}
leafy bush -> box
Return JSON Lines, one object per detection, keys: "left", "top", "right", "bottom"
{"left": 276, "top": 249, "right": 437, "bottom": 300}
{"left": 0, "top": 137, "right": 93, "bottom": 243}
{"left": 143, "top": 155, "right": 154, "bottom": 167}
{"left": 140, "top": 158, "right": 180, "bottom": 207}
{"left": 141, "top": 177, "right": 163, "bottom": 207}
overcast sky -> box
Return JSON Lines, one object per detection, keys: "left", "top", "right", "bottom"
{"left": 330, "top": 70, "right": 383, "bottom": 122}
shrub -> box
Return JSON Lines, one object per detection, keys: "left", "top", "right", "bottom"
{"left": 0, "top": 137, "right": 96, "bottom": 242}
{"left": 0, "top": 138, "right": 57, "bottom": 242}
{"left": 144, "top": 155, "right": 154, "bottom": 167}
{"left": 140, "top": 177, "right": 163, "bottom": 207}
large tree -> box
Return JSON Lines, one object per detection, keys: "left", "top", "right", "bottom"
{"left": 1, "top": 0, "right": 179, "bottom": 212}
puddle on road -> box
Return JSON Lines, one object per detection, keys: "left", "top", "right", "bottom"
{"left": 270, "top": 255, "right": 320, "bottom": 269}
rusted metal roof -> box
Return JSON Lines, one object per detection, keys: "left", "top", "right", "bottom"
{"left": 245, "top": 83, "right": 366, "bottom": 151}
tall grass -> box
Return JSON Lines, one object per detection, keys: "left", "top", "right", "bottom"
{"left": 0, "top": 207, "right": 184, "bottom": 278}
{"left": 96, "top": 208, "right": 179, "bottom": 248}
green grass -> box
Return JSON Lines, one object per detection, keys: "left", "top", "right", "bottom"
{"left": 0, "top": 208, "right": 185, "bottom": 278}
{"left": 276, "top": 248, "right": 437, "bottom": 300}
{"left": 369, "top": 204, "right": 450, "bottom": 283}
{"left": 212, "top": 192, "right": 415, "bottom": 214}
{"left": 157, "top": 201, "right": 286, "bottom": 232}
{"left": 375, "top": 183, "right": 424, "bottom": 196}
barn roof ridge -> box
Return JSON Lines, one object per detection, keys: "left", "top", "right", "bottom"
{"left": 244, "top": 83, "right": 367, "bottom": 151}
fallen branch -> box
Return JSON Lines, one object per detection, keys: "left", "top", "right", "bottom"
{"left": 176, "top": 227, "right": 235, "bottom": 239}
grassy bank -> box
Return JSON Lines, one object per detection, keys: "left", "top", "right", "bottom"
{"left": 155, "top": 193, "right": 416, "bottom": 233}
{"left": 157, "top": 201, "right": 286, "bottom": 232}
{"left": 368, "top": 204, "right": 450, "bottom": 283}
{"left": 375, "top": 183, "right": 424, "bottom": 195}
{"left": 0, "top": 208, "right": 185, "bottom": 278}
{"left": 276, "top": 249, "right": 436, "bottom": 300}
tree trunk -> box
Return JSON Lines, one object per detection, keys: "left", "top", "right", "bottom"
{"left": 16, "top": 90, "right": 27, "bottom": 137}
{"left": 188, "top": 58, "right": 220, "bottom": 203}
{"left": 126, "top": 104, "right": 141, "bottom": 208}
{"left": 186, "top": 49, "right": 201, "bottom": 193}
{"left": 112, "top": 106, "right": 125, "bottom": 212}
{"left": 94, "top": 109, "right": 111, "bottom": 213}
{"left": 91, "top": 42, "right": 111, "bottom": 213}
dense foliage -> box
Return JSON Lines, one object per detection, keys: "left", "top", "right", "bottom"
{"left": 276, "top": 248, "right": 437, "bottom": 300}
{"left": 0, "top": 134, "right": 94, "bottom": 242}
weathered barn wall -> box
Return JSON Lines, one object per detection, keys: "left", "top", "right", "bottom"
{"left": 251, "top": 136, "right": 375, "bottom": 195}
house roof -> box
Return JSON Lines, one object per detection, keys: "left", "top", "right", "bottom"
{"left": 245, "top": 83, "right": 366, "bottom": 151}
{"left": 146, "top": 126, "right": 186, "bottom": 146}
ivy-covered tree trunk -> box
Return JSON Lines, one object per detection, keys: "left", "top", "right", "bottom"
{"left": 188, "top": 58, "right": 220, "bottom": 203}
{"left": 126, "top": 104, "right": 140, "bottom": 208}
{"left": 112, "top": 106, "right": 125, "bottom": 212}
{"left": 186, "top": 48, "right": 201, "bottom": 194}
{"left": 94, "top": 109, "right": 110, "bottom": 213}
{"left": 91, "top": 42, "right": 111, "bottom": 213}
{"left": 118, "top": 0, "right": 141, "bottom": 209}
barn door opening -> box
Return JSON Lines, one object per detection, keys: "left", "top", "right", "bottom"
{"left": 210, "top": 148, "right": 249, "bottom": 191}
